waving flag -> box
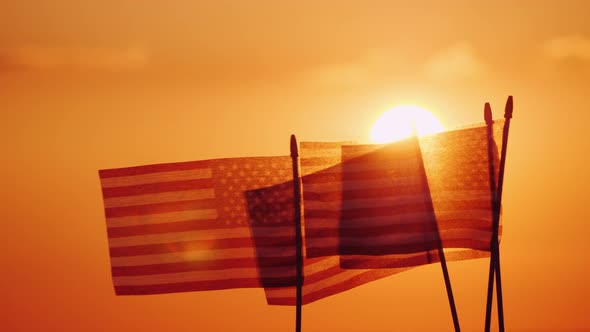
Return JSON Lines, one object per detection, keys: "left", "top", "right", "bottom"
{"left": 303, "top": 138, "right": 440, "bottom": 257}
{"left": 99, "top": 154, "right": 404, "bottom": 304}
{"left": 246, "top": 181, "right": 410, "bottom": 306}
{"left": 300, "top": 119, "right": 505, "bottom": 269}
{"left": 99, "top": 156, "right": 296, "bottom": 295}
{"left": 420, "top": 121, "right": 505, "bottom": 251}
{"left": 98, "top": 119, "right": 505, "bottom": 303}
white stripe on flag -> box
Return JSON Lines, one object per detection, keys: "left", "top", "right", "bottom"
{"left": 103, "top": 189, "right": 215, "bottom": 208}
{"left": 108, "top": 226, "right": 294, "bottom": 248}
{"left": 101, "top": 168, "right": 212, "bottom": 188}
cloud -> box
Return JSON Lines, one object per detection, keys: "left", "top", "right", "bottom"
{"left": 423, "top": 42, "right": 484, "bottom": 81}
{"left": 544, "top": 35, "right": 590, "bottom": 60}
{"left": 303, "top": 44, "right": 485, "bottom": 88}
{"left": 303, "top": 49, "right": 404, "bottom": 88}
{"left": 0, "top": 45, "right": 149, "bottom": 71}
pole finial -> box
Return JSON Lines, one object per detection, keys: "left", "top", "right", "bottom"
{"left": 504, "top": 96, "right": 513, "bottom": 119}
{"left": 484, "top": 102, "right": 493, "bottom": 124}
{"left": 290, "top": 134, "right": 299, "bottom": 158}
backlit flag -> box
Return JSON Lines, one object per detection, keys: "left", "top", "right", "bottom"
{"left": 420, "top": 120, "right": 505, "bottom": 252}
{"left": 99, "top": 156, "right": 297, "bottom": 295}
{"left": 246, "top": 181, "right": 410, "bottom": 306}
{"left": 304, "top": 138, "right": 440, "bottom": 257}
{"left": 300, "top": 119, "right": 505, "bottom": 269}
{"left": 244, "top": 143, "right": 421, "bottom": 306}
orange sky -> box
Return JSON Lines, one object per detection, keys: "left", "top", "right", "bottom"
{"left": 1, "top": 1, "right": 589, "bottom": 331}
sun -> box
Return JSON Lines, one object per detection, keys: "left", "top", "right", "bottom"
{"left": 370, "top": 105, "right": 444, "bottom": 144}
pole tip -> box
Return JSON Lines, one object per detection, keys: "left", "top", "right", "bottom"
{"left": 290, "top": 134, "right": 299, "bottom": 157}
{"left": 504, "top": 96, "right": 513, "bottom": 119}
{"left": 484, "top": 102, "right": 493, "bottom": 124}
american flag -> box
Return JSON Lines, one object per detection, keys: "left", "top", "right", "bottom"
{"left": 99, "top": 156, "right": 297, "bottom": 295}
{"left": 248, "top": 143, "right": 415, "bottom": 306}
{"left": 246, "top": 175, "right": 409, "bottom": 305}
{"left": 300, "top": 120, "right": 504, "bottom": 269}
{"left": 421, "top": 120, "right": 505, "bottom": 252}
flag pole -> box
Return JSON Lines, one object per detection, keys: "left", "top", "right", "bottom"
{"left": 493, "top": 96, "right": 512, "bottom": 331}
{"left": 290, "top": 134, "right": 304, "bottom": 332}
{"left": 413, "top": 130, "right": 461, "bottom": 332}
{"left": 484, "top": 96, "right": 512, "bottom": 332}
{"left": 434, "top": 220, "right": 461, "bottom": 332}
{"left": 483, "top": 102, "right": 498, "bottom": 332}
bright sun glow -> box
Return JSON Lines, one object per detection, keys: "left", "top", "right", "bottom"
{"left": 370, "top": 105, "right": 444, "bottom": 144}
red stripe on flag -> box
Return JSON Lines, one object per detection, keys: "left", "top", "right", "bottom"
{"left": 113, "top": 278, "right": 281, "bottom": 295}
{"left": 111, "top": 257, "right": 296, "bottom": 276}
{"left": 105, "top": 199, "right": 217, "bottom": 218}
{"left": 99, "top": 160, "right": 212, "bottom": 178}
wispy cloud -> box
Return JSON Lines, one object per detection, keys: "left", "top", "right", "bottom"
{"left": 544, "top": 35, "right": 590, "bottom": 61}
{"left": 0, "top": 45, "right": 149, "bottom": 71}
{"left": 303, "top": 49, "right": 403, "bottom": 88}
{"left": 423, "top": 42, "right": 484, "bottom": 81}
